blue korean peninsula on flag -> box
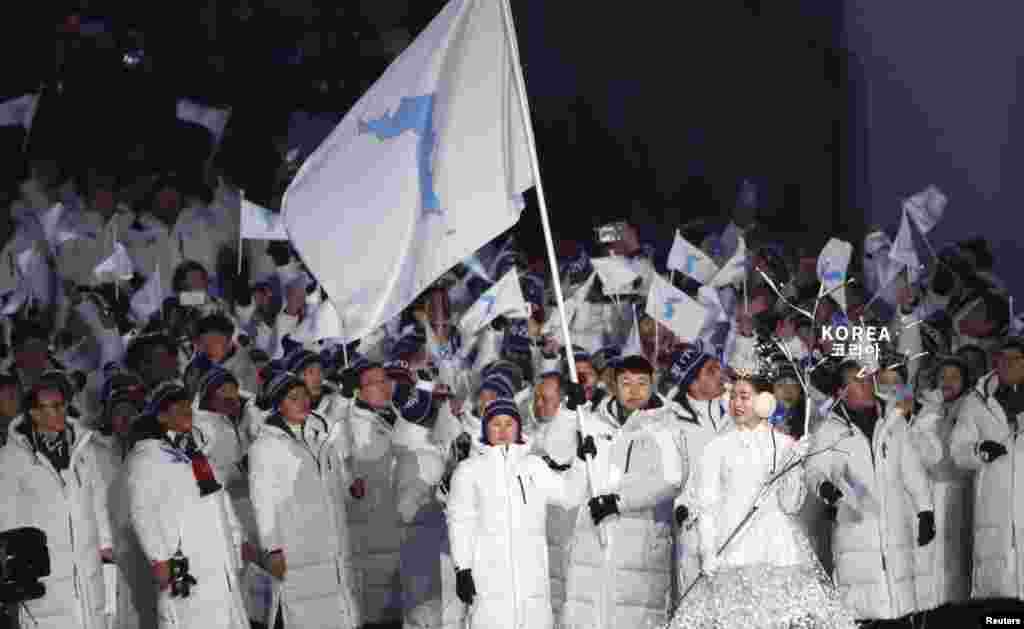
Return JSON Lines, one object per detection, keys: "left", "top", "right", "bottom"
{"left": 282, "top": 0, "right": 533, "bottom": 343}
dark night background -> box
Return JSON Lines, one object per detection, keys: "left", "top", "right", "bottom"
{"left": 3, "top": 1, "right": 1020, "bottom": 296}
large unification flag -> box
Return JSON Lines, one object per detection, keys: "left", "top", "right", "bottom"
{"left": 240, "top": 199, "right": 288, "bottom": 240}
{"left": 282, "top": 0, "right": 532, "bottom": 343}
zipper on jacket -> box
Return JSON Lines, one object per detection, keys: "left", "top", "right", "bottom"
{"left": 518, "top": 476, "right": 527, "bottom": 505}
{"left": 707, "top": 400, "right": 717, "bottom": 432}
{"left": 68, "top": 514, "right": 75, "bottom": 551}
{"left": 625, "top": 440, "right": 635, "bottom": 474}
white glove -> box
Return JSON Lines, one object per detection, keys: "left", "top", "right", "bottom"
{"left": 793, "top": 434, "right": 811, "bottom": 459}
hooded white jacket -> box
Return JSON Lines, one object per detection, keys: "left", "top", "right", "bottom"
{"left": 805, "top": 403, "right": 933, "bottom": 620}
{"left": 0, "top": 416, "right": 110, "bottom": 629}
{"left": 561, "top": 394, "right": 687, "bottom": 629}
{"left": 126, "top": 427, "right": 248, "bottom": 629}
{"left": 248, "top": 412, "right": 359, "bottom": 629}
{"left": 951, "top": 371, "right": 1024, "bottom": 599}
{"left": 448, "top": 442, "right": 585, "bottom": 629}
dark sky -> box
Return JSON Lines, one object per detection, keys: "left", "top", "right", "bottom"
{"left": 3, "top": 1, "right": 852, "bottom": 256}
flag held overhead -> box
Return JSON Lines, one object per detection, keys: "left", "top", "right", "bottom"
{"left": 282, "top": 0, "right": 533, "bottom": 344}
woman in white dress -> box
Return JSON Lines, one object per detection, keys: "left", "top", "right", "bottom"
{"left": 666, "top": 373, "right": 856, "bottom": 629}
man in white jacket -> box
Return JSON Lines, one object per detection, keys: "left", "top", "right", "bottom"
{"left": 0, "top": 371, "right": 112, "bottom": 629}
{"left": 951, "top": 337, "right": 1024, "bottom": 599}
{"left": 126, "top": 383, "right": 249, "bottom": 629}
{"left": 805, "top": 360, "right": 935, "bottom": 621}
{"left": 561, "top": 354, "right": 687, "bottom": 629}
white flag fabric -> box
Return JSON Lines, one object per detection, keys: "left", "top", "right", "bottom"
{"left": 708, "top": 236, "right": 748, "bottom": 288}
{"left": 816, "top": 238, "right": 853, "bottom": 313}
{"left": 291, "top": 298, "right": 345, "bottom": 347}
{"left": 17, "top": 247, "right": 52, "bottom": 306}
{"left": 176, "top": 98, "right": 231, "bottom": 144}
{"left": 646, "top": 273, "right": 708, "bottom": 342}
{"left": 459, "top": 268, "right": 529, "bottom": 338}
{"left": 240, "top": 199, "right": 288, "bottom": 240}
{"left": 94, "top": 242, "right": 135, "bottom": 281}
{"left": 667, "top": 230, "right": 719, "bottom": 284}
{"left": 591, "top": 257, "right": 640, "bottom": 295}
{"left": 903, "top": 185, "right": 947, "bottom": 234}
{"left": 38, "top": 202, "right": 81, "bottom": 253}
{"left": 622, "top": 306, "right": 644, "bottom": 358}
{"left": 282, "top": 0, "right": 532, "bottom": 343}
{"left": 131, "top": 266, "right": 164, "bottom": 322}
{"left": 863, "top": 230, "right": 893, "bottom": 296}
{"left": 542, "top": 269, "right": 596, "bottom": 341}
{"left": 890, "top": 211, "right": 923, "bottom": 284}
{"left": 0, "top": 93, "right": 39, "bottom": 130}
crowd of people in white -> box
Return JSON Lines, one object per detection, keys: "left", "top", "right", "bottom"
{"left": 2, "top": 160, "right": 1023, "bottom": 629}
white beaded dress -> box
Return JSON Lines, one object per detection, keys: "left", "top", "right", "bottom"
{"left": 666, "top": 422, "right": 856, "bottom": 629}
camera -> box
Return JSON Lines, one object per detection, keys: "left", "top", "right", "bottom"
{"left": 595, "top": 221, "right": 627, "bottom": 244}
{"left": 168, "top": 550, "right": 197, "bottom": 599}
{"left": 0, "top": 528, "right": 50, "bottom": 605}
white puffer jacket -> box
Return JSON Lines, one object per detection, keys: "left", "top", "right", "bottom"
{"left": 125, "top": 425, "right": 249, "bottom": 629}
{"left": 346, "top": 401, "right": 404, "bottom": 624}
{"left": 0, "top": 416, "right": 110, "bottom": 629}
{"left": 561, "top": 395, "right": 687, "bottom": 629}
{"left": 92, "top": 433, "right": 154, "bottom": 629}
{"left": 909, "top": 393, "right": 972, "bottom": 609}
{"left": 392, "top": 418, "right": 462, "bottom": 629}
{"left": 805, "top": 403, "right": 933, "bottom": 620}
{"left": 248, "top": 413, "right": 359, "bottom": 628}
{"left": 951, "top": 371, "right": 1024, "bottom": 599}
{"left": 448, "top": 442, "right": 585, "bottom": 629}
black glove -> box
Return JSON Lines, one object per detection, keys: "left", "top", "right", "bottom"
{"left": 588, "top": 494, "right": 620, "bottom": 526}
{"left": 542, "top": 455, "right": 572, "bottom": 472}
{"left": 452, "top": 432, "right": 472, "bottom": 463}
{"left": 234, "top": 274, "right": 252, "bottom": 308}
{"left": 266, "top": 241, "right": 292, "bottom": 267}
{"left": 979, "top": 440, "right": 1008, "bottom": 463}
{"left": 577, "top": 432, "right": 597, "bottom": 462}
{"left": 917, "top": 511, "right": 936, "bottom": 546}
{"left": 455, "top": 569, "right": 476, "bottom": 605}
{"left": 674, "top": 504, "right": 690, "bottom": 527}
{"left": 566, "top": 381, "right": 586, "bottom": 411}
{"left": 931, "top": 264, "right": 956, "bottom": 296}
{"left": 819, "top": 481, "right": 843, "bottom": 506}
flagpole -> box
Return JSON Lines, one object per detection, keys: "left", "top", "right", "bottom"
{"left": 499, "top": 0, "right": 607, "bottom": 549}
{"left": 238, "top": 189, "right": 245, "bottom": 276}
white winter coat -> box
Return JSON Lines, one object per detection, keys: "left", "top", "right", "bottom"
{"left": 92, "top": 433, "right": 154, "bottom": 629}
{"left": 664, "top": 392, "right": 733, "bottom": 598}
{"left": 908, "top": 393, "right": 972, "bottom": 609}
{"left": 951, "top": 371, "right": 1024, "bottom": 599}
{"left": 0, "top": 416, "right": 110, "bottom": 629}
{"left": 561, "top": 395, "right": 687, "bottom": 629}
{"left": 248, "top": 413, "right": 359, "bottom": 628}
{"left": 392, "top": 418, "right": 462, "bottom": 629}
{"left": 805, "top": 404, "right": 933, "bottom": 620}
{"left": 346, "top": 402, "right": 404, "bottom": 624}
{"left": 126, "top": 431, "right": 249, "bottom": 629}
{"left": 448, "top": 442, "right": 585, "bottom": 629}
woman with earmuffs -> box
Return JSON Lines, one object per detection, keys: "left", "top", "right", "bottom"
{"left": 446, "top": 398, "right": 585, "bottom": 629}
{"left": 247, "top": 371, "right": 359, "bottom": 629}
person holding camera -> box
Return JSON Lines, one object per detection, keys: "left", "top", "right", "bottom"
{"left": 247, "top": 371, "right": 359, "bottom": 629}
{"left": 126, "top": 382, "right": 249, "bottom": 629}
{"left": 0, "top": 371, "right": 112, "bottom": 629}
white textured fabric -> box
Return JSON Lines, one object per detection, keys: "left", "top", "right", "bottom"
{"left": 0, "top": 417, "right": 109, "bottom": 629}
